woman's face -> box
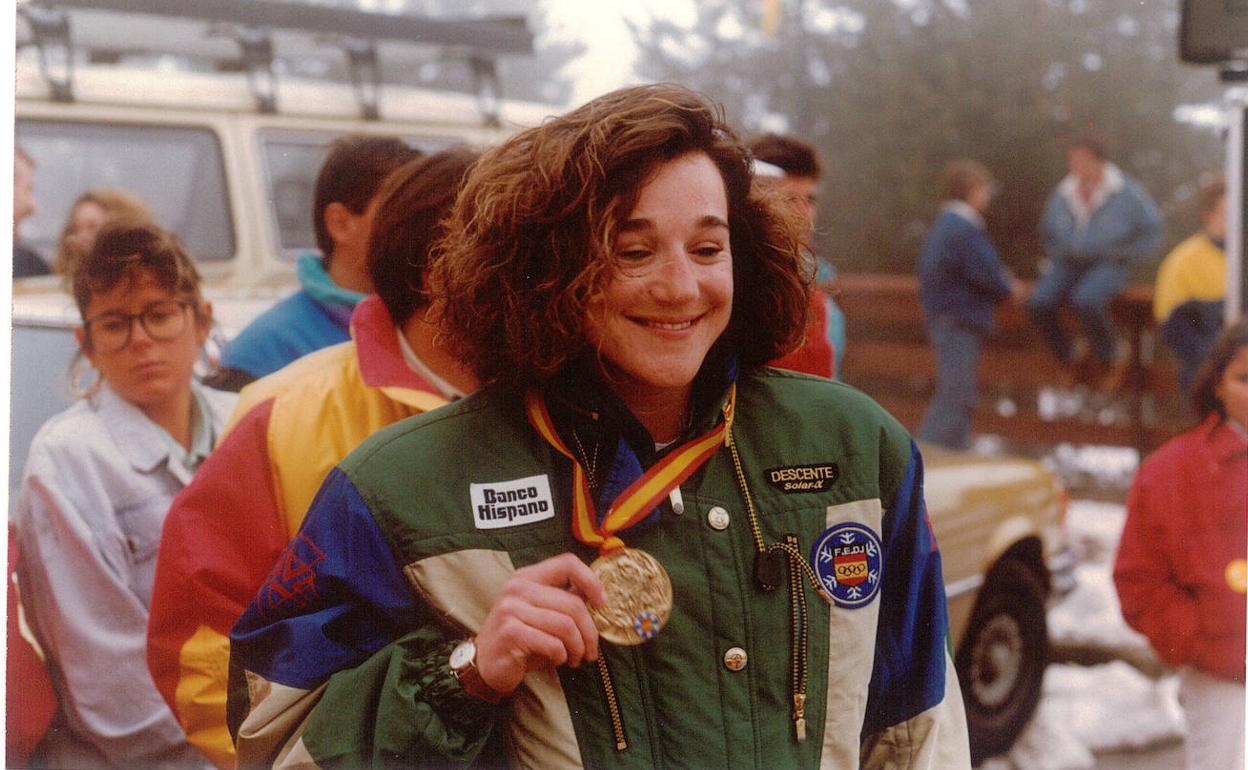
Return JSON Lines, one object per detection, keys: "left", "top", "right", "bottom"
{"left": 75, "top": 269, "right": 210, "bottom": 413}
{"left": 67, "top": 200, "right": 108, "bottom": 253}
{"left": 587, "top": 151, "right": 733, "bottom": 401}
{"left": 1215, "top": 346, "right": 1248, "bottom": 427}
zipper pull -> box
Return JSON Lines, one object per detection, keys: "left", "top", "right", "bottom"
{"left": 793, "top": 693, "right": 807, "bottom": 742}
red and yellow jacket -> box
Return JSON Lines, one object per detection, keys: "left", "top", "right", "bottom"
{"left": 146, "top": 296, "right": 447, "bottom": 768}
{"left": 1114, "top": 414, "right": 1248, "bottom": 682}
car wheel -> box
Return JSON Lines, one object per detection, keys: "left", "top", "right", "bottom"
{"left": 955, "top": 558, "right": 1048, "bottom": 765}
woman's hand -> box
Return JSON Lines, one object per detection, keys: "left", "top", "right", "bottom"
{"left": 474, "top": 553, "right": 608, "bottom": 695}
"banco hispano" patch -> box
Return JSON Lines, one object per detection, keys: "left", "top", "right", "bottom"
{"left": 470, "top": 474, "right": 555, "bottom": 529}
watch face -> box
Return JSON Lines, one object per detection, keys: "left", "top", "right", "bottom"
{"left": 450, "top": 640, "right": 476, "bottom": 671}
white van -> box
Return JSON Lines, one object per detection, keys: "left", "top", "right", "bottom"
{"left": 12, "top": 0, "right": 557, "bottom": 498}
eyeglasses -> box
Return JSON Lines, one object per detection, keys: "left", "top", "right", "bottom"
{"left": 84, "top": 300, "right": 193, "bottom": 354}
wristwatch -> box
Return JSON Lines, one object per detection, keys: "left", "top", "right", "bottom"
{"left": 449, "top": 638, "right": 505, "bottom": 704}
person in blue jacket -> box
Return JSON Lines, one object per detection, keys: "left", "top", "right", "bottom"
{"left": 210, "top": 135, "right": 420, "bottom": 390}
{"left": 917, "top": 160, "right": 1022, "bottom": 450}
{"left": 1027, "top": 135, "right": 1162, "bottom": 392}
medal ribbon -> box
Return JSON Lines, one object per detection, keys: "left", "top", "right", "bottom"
{"left": 525, "top": 385, "right": 736, "bottom": 554}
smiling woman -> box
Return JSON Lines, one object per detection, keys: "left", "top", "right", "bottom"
{"left": 227, "top": 84, "right": 971, "bottom": 770}
{"left": 13, "top": 220, "right": 234, "bottom": 770}
{"left": 586, "top": 152, "right": 735, "bottom": 442}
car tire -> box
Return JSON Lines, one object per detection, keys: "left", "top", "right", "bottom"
{"left": 955, "top": 558, "right": 1048, "bottom": 765}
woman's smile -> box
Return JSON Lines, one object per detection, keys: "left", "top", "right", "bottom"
{"left": 587, "top": 151, "right": 733, "bottom": 407}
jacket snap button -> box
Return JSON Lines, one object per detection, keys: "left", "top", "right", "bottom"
{"left": 723, "top": 646, "right": 748, "bottom": 671}
{"left": 707, "top": 506, "right": 730, "bottom": 531}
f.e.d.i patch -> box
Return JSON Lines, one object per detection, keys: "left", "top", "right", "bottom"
{"left": 470, "top": 474, "right": 555, "bottom": 529}
{"left": 764, "top": 463, "right": 839, "bottom": 493}
{"left": 811, "top": 522, "right": 882, "bottom": 608}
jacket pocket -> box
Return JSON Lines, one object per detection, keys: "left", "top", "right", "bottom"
{"left": 116, "top": 498, "right": 168, "bottom": 606}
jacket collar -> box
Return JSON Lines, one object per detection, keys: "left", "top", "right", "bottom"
{"left": 540, "top": 351, "right": 738, "bottom": 528}
{"left": 297, "top": 251, "right": 367, "bottom": 309}
{"left": 93, "top": 382, "right": 212, "bottom": 485}
{"left": 942, "top": 200, "right": 985, "bottom": 230}
{"left": 1058, "top": 162, "right": 1124, "bottom": 225}
{"left": 350, "top": 295, "right": 448, "bottom": 411}
{"left": 542, "top": 349, "right": 738, "bottom": 460}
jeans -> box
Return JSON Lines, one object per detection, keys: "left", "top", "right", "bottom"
{"left": 918, "top": 315, "right": 982, "bottom": 451}
{"left": 1026, "top": 259, "right": 1129, "bottom": 364}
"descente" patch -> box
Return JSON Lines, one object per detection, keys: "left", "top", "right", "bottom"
{"left": 763, "top": 463, "right": 839, "bottom": 493}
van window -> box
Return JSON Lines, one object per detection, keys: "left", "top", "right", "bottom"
{"left": 15, "top": 119, "right": 235, "bottom": 263}
{"left": 259, "top": 130, "right": 457, "bottom": 260}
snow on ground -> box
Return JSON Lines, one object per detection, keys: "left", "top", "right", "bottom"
{"left": 979, "top": 498, "right": 1186, "bottom": 770}
{"left": 1047, "top": 500, "right": 1152, "bottom": 657}
{"left": 982, "top": 663, "right": 1184, "bottom": 770}
{"left": 1042, "top": 443, "right": 1139, "bottom": 497}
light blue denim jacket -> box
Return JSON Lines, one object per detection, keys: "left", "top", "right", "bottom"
{"left": 1040, "top": 162, "right": 1163, "bottom": 265}
{"left": 14, "top": 382, "right": 235, "bottom": 769}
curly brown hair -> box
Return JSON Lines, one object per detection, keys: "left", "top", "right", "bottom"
{"left": 428, "top": 83, "right": 809, "bottom": 387}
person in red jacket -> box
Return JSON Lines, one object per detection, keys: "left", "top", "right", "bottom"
{"left": 750, "top": 133, "right": 836, "bottom": 379}
{"left": 1114, "top": 316, "right": 1248, "bottom": 770}
{"left": 7, "top": 526, "right": 57, "bottom": 767}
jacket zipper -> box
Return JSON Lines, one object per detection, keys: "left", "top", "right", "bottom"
{"left": 786, "top": 533, "right": 810, "bottom": 742}
{"left": 726, "top": 420, "right": 824, "bottom": 744}
{"left": 596, "top": 656, "right": 628, "bottom": 751}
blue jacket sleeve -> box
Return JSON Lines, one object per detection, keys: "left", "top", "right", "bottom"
{"left": 229, "top": 468, "right": 503, "bottom": 769}
{"left": 958, "top": 231, "right": 1013, "bottom": 303}
{"left": 1040, "top": 191, "right": 1073, "bottom": 263}
{"left": 861, "top": 440, "right": 951, "bottom": 739}
{"left": 1076, "top": 182, "right": 1163, "bottom": 264}
{"left": 230, "top": 468, "right": 419, "bottom": 691}
{"left": 1116, "top": 183, "right": 1163, "bottom": 262}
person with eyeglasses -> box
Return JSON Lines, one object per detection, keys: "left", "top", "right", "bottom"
{"left": 13, "top": 219, "right": 234, "bottom": 770}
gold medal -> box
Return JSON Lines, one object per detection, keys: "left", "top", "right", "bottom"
{"left": 589, "top": 547, "right": 673, "bottom": 645}
{"left": 526, "top": 388, "right": 736, "bottom": 646}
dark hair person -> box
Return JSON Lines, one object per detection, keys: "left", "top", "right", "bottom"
{"left": 214, "top": 134, "right": 421, "bottom": 390}
{"left": 312, "top": 134, "right": 416, "bottom": 264}
{"left": 15, "top": 219, "right": 234, "bottom": 769}
{"left": 228, "top": 84, "right": 971, "bottom": 769}
{"left": 144, "top": 147, "right": 480, "bottom": 769}
{"left": 1115, "top": 317, "right": 1248, "bottom": 770}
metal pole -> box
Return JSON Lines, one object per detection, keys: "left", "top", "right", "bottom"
{"left": 1226, "top": 87, "right": 1248, "bottom": 322}
{"left": 790, "top": 0, "right": 812, "bottom": 137}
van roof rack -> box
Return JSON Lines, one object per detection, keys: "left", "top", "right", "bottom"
{"left": 16, "top": 0, "right": 534, "bottom": 124}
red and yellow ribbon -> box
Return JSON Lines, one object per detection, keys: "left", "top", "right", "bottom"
{"left": 526, "top": 385, "right": 736, "bottom": 553}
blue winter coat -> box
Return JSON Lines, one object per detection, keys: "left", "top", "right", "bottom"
{"left": 917, "top": 208, "right": 1013, "bottom": 334}
{"left": 1040, "top": 167, "right": 1162, "bottom": 266}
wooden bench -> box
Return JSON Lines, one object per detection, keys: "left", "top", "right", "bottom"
{"left": 832, "top": 274, "right": 1187, "bottom": 453}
